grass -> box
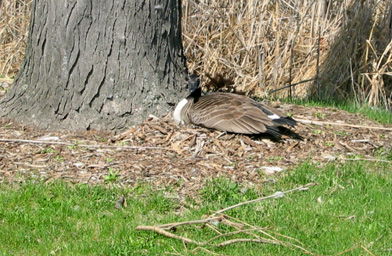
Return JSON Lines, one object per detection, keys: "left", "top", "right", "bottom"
{"left": 103, "top": 168, "right": 122, "bottom": 183}
{"left": 0, "top": 181, "right": 179, "bottom": 255}
{"left": 1, "top": 2, "right": 390, "bottom": 254}
{"left": 1, "top": 158, "right": 391, "bottom": 255}
{"left": 286, "top": 98, "right": 392, "bottom": 124}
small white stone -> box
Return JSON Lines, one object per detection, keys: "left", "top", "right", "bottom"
{"left": 36, "top": 136, "right": 60, "bottom": 141}
{"left": 73, "top": 162, "right": 85, "bottom": 168}
{"left": 261, "top": 166, "right": 283, "bottom": 174}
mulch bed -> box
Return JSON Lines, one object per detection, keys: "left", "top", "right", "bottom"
{"left": 1, "top": 100, "right": 391, "bottom": 196}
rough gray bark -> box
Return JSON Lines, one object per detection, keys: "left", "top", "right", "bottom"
{"left": 0, "top": 0, "right": 188, "bottom": 131}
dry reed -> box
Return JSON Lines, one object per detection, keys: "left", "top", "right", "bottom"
{"left": 0, "top": 0, "right": 391, "bottom": 109}
{"left": 182, "top": 0, "right": 392, "bottom": 109}
{"left": 0, "top": 0, "right": 32, "bottom": 79}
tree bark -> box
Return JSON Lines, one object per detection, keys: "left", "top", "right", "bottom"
{"left": 0, "top": 0, "right": 188, "bottom": 131}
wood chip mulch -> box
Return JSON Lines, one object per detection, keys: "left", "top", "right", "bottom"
{"left": 0, "top": 103, "right": 391, "bottom": 197}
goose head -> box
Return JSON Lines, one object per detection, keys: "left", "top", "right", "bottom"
{"left": 173, "top": 74, "right": 201, "bottom": 125}
{"left": 188, "top": 74, "right": 202, "bottom": 98}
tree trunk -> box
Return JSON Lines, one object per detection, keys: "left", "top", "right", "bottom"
{"left": 0, "top": 0, "right": 188, "bottom": 131}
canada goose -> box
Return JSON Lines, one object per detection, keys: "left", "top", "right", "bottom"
{"left": 173, "top": 74, "right": 297, "bottom": 138}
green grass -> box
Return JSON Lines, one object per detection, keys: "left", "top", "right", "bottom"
{"left": 287, "top": 98, "right": 392, "bottom": 124}
{"left": 0, "top": 182, "right": 180, "bottom": 255}
{"left": 0, "top": 159, "right": 391, "bottom": 255}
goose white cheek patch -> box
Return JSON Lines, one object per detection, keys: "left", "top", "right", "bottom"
{"left": 268, "top": 114, "right": 280, "bottom": 120}
{"left": 173, "top": 98, "right": 188, "bottom": 124}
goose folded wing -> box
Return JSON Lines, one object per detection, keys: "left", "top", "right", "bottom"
{"left": 189, "top": 100, "right": 275, "bottom": 134}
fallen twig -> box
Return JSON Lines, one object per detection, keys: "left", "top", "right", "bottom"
{"left": 361, "top": 245, "right": 376, "bottom": 256}
{"left": 135, "top": 225, "right": 203, "bottom": 246}
{"left": 343, "top": 158, "right": 392, "bottom": 164}
{"left": 191, "top": 247, "right": 229, "bottom": 256}
{"left": 222, "top": 214, "right": 280, "bottom": 242}
{"left": 222, "top": 215, "right": 319, "bottom": 255}
{"left": 136, "top": 183, "right": 319, "bottom": 255}
{"left": 351, "top": 139, "right": 371, "bottom": 143}
{"left": 211, "top": 183, "right": 318, "bottom": 216}
{"left": 0, "top": 138, "right": 167, "bottom": 150}
{"left": 334, "top": 245, "right": 359, "bottom": 256}
{"left": 295, "top": 119, "right": 392, "bottom": 131}
{"left": 206, "top": 227, "right": 268, "bottom": 244}
{"left": 158, "top": 216, "right": 223, "bottom": 230}
{"left": 216, "top": 238, "right": 279, "bottom": 247}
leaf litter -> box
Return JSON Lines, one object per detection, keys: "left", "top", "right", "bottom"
{"left": 0, "top": 103, "right": 391, "bottom": 198}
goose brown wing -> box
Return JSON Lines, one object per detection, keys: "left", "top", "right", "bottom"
{"left": 188, "top": 93, "right": 276, "bottom": 134}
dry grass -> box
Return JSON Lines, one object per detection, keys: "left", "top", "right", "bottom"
{"left": 182, "top": 0, "right": 392, "bottom": 109}
{"left": 0, "top": 0, "right": 391, "bottom": 109}
{"left": 0, "top": 0, "right": 32, "bottom": 79}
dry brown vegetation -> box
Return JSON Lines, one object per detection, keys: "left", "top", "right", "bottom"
{"left": 183, "top": 0, "right": 392, "bottom": 109}
{"left": 1, "top": 104, "right": 391, "bottom": 193}
{"left": 1, "top": 0, "right": 392, "bottom": 108}
{"left": 0, "top": 0, "right": 31, "bottom": 78}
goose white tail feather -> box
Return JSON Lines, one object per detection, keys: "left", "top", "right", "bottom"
{"left": 267, "top": 114, "right": 280, "bottom": 120}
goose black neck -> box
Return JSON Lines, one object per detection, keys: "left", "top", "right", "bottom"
{"left": 190, "top": 87, "right": 202, "bottom": 99}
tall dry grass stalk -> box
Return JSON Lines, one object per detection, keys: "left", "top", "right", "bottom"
{"left": 0, "top": 0, "right": 32, "bottom": 79}
{"left": 0, "top": 0, "right": 391, "bottom": 109}
{"left": 182, "top": 0, "right": 392, "bottom": 109}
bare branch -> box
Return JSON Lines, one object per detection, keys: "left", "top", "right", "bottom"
{"left": 158, "top": 216, "right": 223, "bottom": 230}
{"left": 216, "top": 238, "right": 279, "bottom": 247}
{"left": 135, "top": 225, "right": 203, "bottom": 246}
{"left": 295, "top": 119, "right": 392, "bottom": 131}
{"left": 211, "top": 183, "right": 318, "bottom": 216}
{"left": 0, "top": 138, "right": 167, "bottom": 150}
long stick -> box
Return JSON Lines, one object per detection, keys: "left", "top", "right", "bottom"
{"left": 295, "top": 119, "right": 392, "bottom": 131}
{"left": 212, "top": 183, "right": 318, "bottom": 216}
{"left": 135, "top": 226, "right": 203, "bottom": 246}
{"left": 0, "top": 138, "right": 165, "bottom": 150}
{"left": 343, "top": 158, "right": 392, "bottom": 164}
{"left": 216, "top": 238, "right": 279, "bottom": 247}
{"left": 158, "top": 217, "right": 223, "bottom": 230}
